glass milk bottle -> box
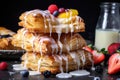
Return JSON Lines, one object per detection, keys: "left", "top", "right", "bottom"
{"left": 94, "top": 2, "right": 120, "bottom": 50}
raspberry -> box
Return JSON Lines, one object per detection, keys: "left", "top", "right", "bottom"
{"left": 48, "top": 4, "right": 58, "bottom": 14}
{"left": 0, "top": 62, "right": 8, "bottom": 70}
{"left": 59, "top": 8, "right": 65, "bottom": 13}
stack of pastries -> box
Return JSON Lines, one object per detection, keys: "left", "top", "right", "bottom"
{"left": 12, "top": 5, "right": 93, "bottom": 74}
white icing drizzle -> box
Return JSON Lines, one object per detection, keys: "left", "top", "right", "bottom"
{"left": 64, "top": 37, "right": 70, "bottom": 52}
{"left": 38, "top": 38, "right": 43, "bottom": 55}
{"left": 76, "top": 38, "right": 79, "bottom": 49}
{"left": 69, "top": 9, "right": 74, "bottom": 33}
{"left": 76, "top": 16, "right": 81, "bottom": 30}
{"left": 21, "top": 29, "right": 28, "bottom": 49}
{"left": 30, "top": 34, "right": 36, "bottom": 50}
{"left": 33, "top": 52, "right": 37, "bottom": 60}
{"left": 78, "top": 50, "right": 86, "bottom": 68}
{"left": 69, "top": 70, "right": 90, "bottom": 76}
{"left": 76, "top": 52, "right": 80, "bottom": 70}
{"left": 37, "top": 36, "right": 58, "bottom": 55}
{"left": 69, "top": 52, "right": 77, "bottom": 63}
{"left": 66, "top": 9, "right": 69, "bottom": 33}
{"left": 57, "top": 40, "right": 63, "bottom": 55}
{"left": 37, "top": 58, "right": 42, "bottom": 72}
{"left": 87, "top": 52, "right": 94, "bottom": 70}
{"left": 61, "top": 54, "right": 68, "bottom": 72}
{"left": 69, "top": 51, "right": 80, "bottom": 70}
{"left": 56, "top": 55, "right": 63, "bottom": 73}
{"left": 56, "top": 73, "right": 72, "bottom": 78}
{"left": 24, "top": 52, "right": 28, "bottom": 68}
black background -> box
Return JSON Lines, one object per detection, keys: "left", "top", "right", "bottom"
{"left": 0, "top": 0, "right": 119, "bottom": 42}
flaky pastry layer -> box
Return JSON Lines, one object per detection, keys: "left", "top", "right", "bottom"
{"left": 18, "top": 9, "right": 85, "bottom": 33}
{"left": 0, "top": 27, "right": 16, "bottom": 36}
{"left": 21, "top": 49, "right": 93, "bottom": 74}
{"left": 12, "top": 28, "right": 86, "bottom": 55}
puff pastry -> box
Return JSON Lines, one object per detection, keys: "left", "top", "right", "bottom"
{"left": 0, "top": 27, "right": 16, "bottom": 36}
{"left": 0, "top": 27, "right": 23, "bottom": 50}
{"left": 0, "top": 37, "right": 22, "bottom": 50}
{"left": 18, "top": 9, "right": 85, "bottom": 33}
{"left": 21, "top": 49, "right": 93, "bottom": 74}
{"left": 12, "top": 28, "right": 86, "bottom": 55}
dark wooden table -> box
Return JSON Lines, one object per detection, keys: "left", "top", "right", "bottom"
{"left": 0, "top": 60, "right": 120, "bottom": 80}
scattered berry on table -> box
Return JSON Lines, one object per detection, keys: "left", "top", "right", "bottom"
{"left": 0, "top": 62, "right": 8, "bottom": 70}
{"left": 20, "top": 70, "right": 29, "bottom": 77}
{"left": 42, "top": 70, "right": 51, "bottom": 78}
{"left": 95, "top": 65, "right": 103, "bottom": 73}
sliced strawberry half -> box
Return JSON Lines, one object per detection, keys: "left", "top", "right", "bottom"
{"left": 92, "top": 50, "right": 105, "bottom": 65}
{"left": 108, "top": 53, "right": 120, "bottom": 74}
{"left": 82, "top": 46, "right": 93, "bottom": 53}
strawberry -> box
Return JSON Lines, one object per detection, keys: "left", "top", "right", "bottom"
{"left": 0, "top": 62, "right": 8, "bottom": 70}
{"left": 108, "top": 53, "right": 120, "bottom": 74}
{"left": 92, "top": 50, "right": 105, "bottom": 65}
{"left": 83, "top": 45, "right": 105, "bottom": 65}
{"left": 107, "top": 43, "right": 120, "bottom": 55}
{"left": 82, "top": 46, "right": 93, "bottom": 53}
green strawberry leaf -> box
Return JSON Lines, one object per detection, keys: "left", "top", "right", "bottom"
{"left": 88, "top": 44, "right": 95, "bottom": 50}
{"left": 100, "top": 48, "right": 108, "bottom": 54}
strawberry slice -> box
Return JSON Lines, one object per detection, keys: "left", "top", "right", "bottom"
{"left": 82, "top": 45, "right": 93, "bottom": 53}
{"left": 108, "top": 53, "right": 120, "bottom": 74}
{"left": 108, "top": 43, "right": 120, "bottom": 55}
{"left": 83, "top": 45, "right": 105, "bottom": 65}
{"left": 92, "top": 50, "right": 105, "bottom": 65}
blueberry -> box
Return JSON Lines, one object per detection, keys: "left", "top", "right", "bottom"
{"left": 95, "top": 65, "right": 103, "bottom": 73}
{"left": 94, "top": 77, "right": 101, "bottom": 80}
{"left": 42, "top": 70, "right": 51, "bottom": 78}
{"left": 0, "top": 34, "right": 12, "bottom": 38}
{"left": 20, "top": 70, "right": 29, "bottom": 77}
{"left": 53, "top": 10, "right": 59, "bottom": 17}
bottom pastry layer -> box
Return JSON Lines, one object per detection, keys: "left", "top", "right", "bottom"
{"left": 21, "top": 49, "right": 93, "bottom": 74}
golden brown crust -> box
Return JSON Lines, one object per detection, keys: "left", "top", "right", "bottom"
{"left": 0, "top": 27, "right": 23, "bottom": 50}
{"left": 0, "top": 27, "right": 16, "bottom": 36}
{"left": 11, "top": 28, "right": 86, "bottom": 55}
{"left": 18, "top": 9, "right": 85, "bottom": 33}
{"left": 21, "top": 49, "right": 93, "bottom": 74}
{"left": 0, "top": 38, "right": 22, "bottom": 50}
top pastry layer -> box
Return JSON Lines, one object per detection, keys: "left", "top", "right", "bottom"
{"left": 18, "top": 9, "right": 85, "bottom": 33}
